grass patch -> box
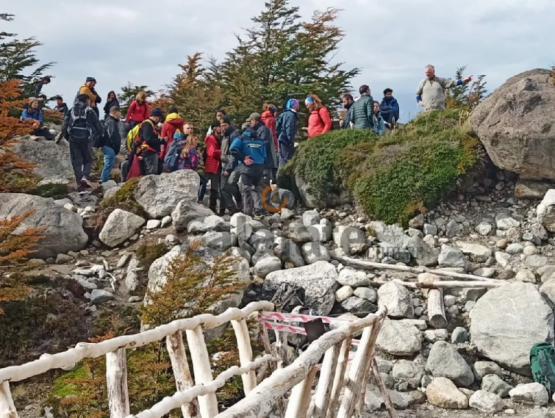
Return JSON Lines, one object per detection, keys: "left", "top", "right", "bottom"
{"left": 135, "top": 242, "right": 170, "bottom": 271}
{"left": 285, "top": 109, "right": 482, "bottom": 225}
{"left": 52, "top": 365, "right": 88, "bottom": 398}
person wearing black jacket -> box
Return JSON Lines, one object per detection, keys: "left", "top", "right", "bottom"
{"left": 101, "top": 106, "right": 122, "bottom": 183}
{"left": 61, "top": 94, "right": 104, "bottom": 193}
{"left": 138, "top": 108, "right": 163, "bottom": 175}
{"left": 53, "top": 96, "right": 69, "bottom": 116}
{"left": 103, "top": 91, "right": 120, "bottom": 120}
{"left": 34, "top": 76, "right": 51, "bottom": 97}
{"left": 220, "top": 117, "right": 241, "bottom": 215}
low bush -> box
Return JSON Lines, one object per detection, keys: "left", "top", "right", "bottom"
{"left": 27, "top": 183, "right": 69, "bottom": 199}
{"left": 286, "top": 109, "right": 482, "bottom": 225}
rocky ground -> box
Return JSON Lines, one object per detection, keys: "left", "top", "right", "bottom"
{"left": 6, "top": 127, "right": 555, "bottom": 417}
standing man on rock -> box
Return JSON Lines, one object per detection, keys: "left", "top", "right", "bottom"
{"left": 62, "top": 94, "right": 104, "bottom": 193}
{"left": 101, "top": 106, "right": 122, "bottom": 184}
{"left": 276, "top": 99, "right": 299, "bottom": 168}
{"left": 347, "top": 85, "right": 375, "bottom": 130}
{"left": 204, "top": 121, "right": 224, "bottom": 214}
{"left": 339, "top": 94, "right": 354, "bottom": 129}
{"left": 220, "top": 116, "right": 241, "bottom": 215}
{"left": 416, "top": 65, "right": 472, "bottom": 111}
{"left": 77, "top": 77, "right": 102, "bottom": 117}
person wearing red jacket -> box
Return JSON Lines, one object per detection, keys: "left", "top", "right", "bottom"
{"left": 305, "top": 94, "right": 332, "bottom": 138}
{"left": 159, "top": 106, "right": 185, "bottom": 160}
{"left": 125, "top": 91, "right": 150, "bottom": 130}
{"left": 261, "top": 103, "right": 278, "bottom": 150}
{"left": 204, "top": 122, "right": 224, "bottom": 213}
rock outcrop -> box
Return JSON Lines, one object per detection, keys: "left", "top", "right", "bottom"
{"left": 0, "top": 193, "right": 88, "bottom": 259}
{"left": 12, "top": 138, "right": 73, "bottom": 180}
{"left": 472, "top": 69, "right": 555, "bottom": 179}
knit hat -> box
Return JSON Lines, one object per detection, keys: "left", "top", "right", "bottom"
{"left": 286, "top": 99, "right": 299, "bottom": 110}
{"left": 86, "top": 77, "right": 97, "bottom": 83}
{"left": 150, "top": 108, "right": 164, "bottom": 117}
{"left": 305, "top": 97, "right": 315, "bottom": 104}
{"left": 174, "top": 130, "right": 183, "bottom": 140}
{"left": 221, "top": 116, "right": 231, "bottom": 125}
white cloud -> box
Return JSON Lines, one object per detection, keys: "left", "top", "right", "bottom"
{"left": 3, "top": 0, "right": 553, "bottom": 122}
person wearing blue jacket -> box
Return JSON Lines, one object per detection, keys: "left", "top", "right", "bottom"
{"left": 380, "top": 88, "right": 400, "bottom": 125}
{"left": 276, "top": 99, "right": 299, "bottom": 168}
{"left": 372, "top": 101, "right": 386, "bottom": 135}
{"left": 230, "top": 126, "right": 267, "bottom": 217}
{"left": 21, "top": 98, "right": 54, "bottom": 140}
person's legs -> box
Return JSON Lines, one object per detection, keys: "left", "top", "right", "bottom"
{"left": 228, "top": 168, "right": 242, "bottom": 209}
{"left": 205, "top": 173, "right": 218, "bottom": 212}
{"left": 221, "top": 173, "right": 238, "bottom": 214}
{"left": 33, "top": 127, "right": 54, "bottom": 140}
{"left": 120, "top": 158, "right": 129, "bottom": 182}
{"left": 101, "top": 146, "right": 116, "bottom": 183}
{"left": 69, "top": 139, "right": 84, "bottom": 188}
{"left": 278, "top": 143, "right": 295, "bottom": 167}
{"left": 240, "top": 174, "right": 255, "bottom": 217}
{"left": 254, "top": 169, "right": 271, "bottom": 211}
{"left": 143, "top": 152, "right": 159, "bottom": 175}
{"left": 81, "top": 140, "right": 94, "bottom": 182}
{"left": 198, "top": 174, "right": 207, "bottom": 203}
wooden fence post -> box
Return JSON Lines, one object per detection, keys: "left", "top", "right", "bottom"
{"left": 230, "top": 318, "right": 256, "bottom": 395}
{"left": 0, "top": 381, "right": 18, "bottom": 418}
{"left": 312, "top": 342, "right": 341, "bottom": 418}
{"left": 326, "top": 336, "right": 352, "bottom": 418}
{"left": 167, "top": 331, "right": 200, "bottom": 418}
{"left": 337, "top": 318, "right": 383, "bottom": 418}
{"left": 106, "top": 348, "right": 130, "bottom": 418}
{"left": 186, "top": 325, "right": 219, "bottom": 418}
{"left": 284, "top": 367, "right": 318, "bottom": 418}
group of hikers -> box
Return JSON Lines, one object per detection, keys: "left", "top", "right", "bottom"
{"left": 19, "top": 65, "right": 473, "bottom": 217}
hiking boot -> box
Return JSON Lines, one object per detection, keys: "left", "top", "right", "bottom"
{"left": 81, "top": 178, "right": 92, "bottom": 189}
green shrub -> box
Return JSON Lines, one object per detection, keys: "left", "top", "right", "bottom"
{"left": 27, "top": 183, "right": 69, "bottom": 199}
{"left": 135, "top": 242, "right": 170, "bottom": 271}
{"left": 286, "top": 109, "right": 481, "bottom": 225}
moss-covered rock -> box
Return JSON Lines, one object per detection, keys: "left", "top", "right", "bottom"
{"left": 284, "top": 109, "right": 481, "bottom": 225}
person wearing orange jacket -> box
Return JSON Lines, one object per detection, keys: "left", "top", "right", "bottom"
{"left": 160, "top": 106, "right": 185, "bottom": 161}
{"left": 204, "top": 121, "right": 224, "bottom": 213}
{"left": 261, "top": 103, "right": 278, "bottom": 150}
{"left": 305, "top": 95, "right": 332, "bottom": 138}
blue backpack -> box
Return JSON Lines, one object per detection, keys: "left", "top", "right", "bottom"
{"left": 164, "top": 139, "right": 185, "bottom": 172}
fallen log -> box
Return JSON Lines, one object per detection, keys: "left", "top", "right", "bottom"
{"left": 427, "top": 289, "right": 447, "bottom": 329}
{"left": 368, "top": 280, "right": 503, "bottom": 289}
{"left": 331, "top": 254, "right": 503, "bottom": 284}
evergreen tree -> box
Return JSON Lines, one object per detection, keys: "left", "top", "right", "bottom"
{"left": 447, "top": 66, "right": 488, "bottom": 110}
{"left": 0, "top": 14, "right": 54, "bottom": 97}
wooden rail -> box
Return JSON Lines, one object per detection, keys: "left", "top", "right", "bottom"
{"left": 0, "top": 301, "right": 388, "bottom": 418}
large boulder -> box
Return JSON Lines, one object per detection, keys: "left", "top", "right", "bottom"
{"left": 295, "top": 173, "right": 350, "bottom": 209}
{"left": 470, "top": 282, "right": 554, "bottom": 374}
{"left": 171, "top": 201, "right": 214, "bottom": 232}
{"left": 263, "top": 261, "right": 339, "bottom": 316}
{"left": 135, "top": 170, "right": 200, "bottom": 218}
{"left": 0, "top": 193, "right": 87, "bottom": 259}
{"left": 99, "top": 209, "right": 145, "bottom": 248}
{"left": 426, "top": 341, "right": 474, "bottom": 387}
{"left": 376, "top": 319, "right": 422, "bottom": 356}
{"left": 12, "top": 138, "right": 73, "bottom": 180}
{"left": 471, "top": 69, "right": 555, "bottom": 179}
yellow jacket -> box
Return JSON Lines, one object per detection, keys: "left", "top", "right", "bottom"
{"left": 78, "top": 85, "right": 98, "bottom": 108}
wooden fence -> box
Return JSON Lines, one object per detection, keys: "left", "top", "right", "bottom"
{"left": 0, "top": 301, "right": 387, "bottom": 418}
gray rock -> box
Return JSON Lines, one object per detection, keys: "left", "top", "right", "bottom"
{"left": 336, "top": 286, "right": 354, "bottom": 302}
{"left": 295, "top": 173, "right": 350, "bottom": 209}
{"left": 469, "top": 390, "right": 504, "bottom": 414}
{"left": 336, "top": 268, "right": 372, "bottom": 288}
{"left": 90, "top": 289, "right": 114, "bottom": 304}
{"left": 474, "top": 361, "right": 503, "bottom": 380}
{"left": 307, "top": 223, "right": 332, "bottom": 243}
{"left": 116, "top": 253, "right": 132, "bottom": 269}
{"left": 506, "top": 243, "right": 524, "bottom": 254}
{"left": 506, "top": 227, "right": 522, "bottom": 243}
{"left": 125, "top": 257, "right": 141, "bottom": 291}
{"left": 426, "top": 341, "right": 474, "bottom": 387}
{"left": 254, "top": 256, "right": 282, "bottom": 279}
{"left": 509, "top": 383, "right": 549, "bottom": 406}
{"left": 0, "top": 193, "right": 88, "bottom": 259}
{"left": 99, "top": 209, "right": 146, "bottom": 248}
{"left": 470, "top": 282, "right": 554, "bottom": 374}
{"left": 423, "top": 223, "right": 438, "bottom": 236}
{"left": 516, "top": 269, "right": 537, "bottom": 283}
{"left": 495, "top": 251, "right": 511, "bottom": 268}
{"left": 354, "top": 287, "right": 377, "bottom": 303}
{"left": 77, "top": 278, "right": 97, "bottom": 291}
{"left": 249, "top": 229, "right": 275, "bottom": 252}
{"left": 301, "top": 242, "right": 330, "bottom": 264}
{"left": 201, "top": 231, "right": 233, "bottom": 252}
{"left": 541, "top": 279, "right": 555, "bottom": 308}
{"left": 451, "top": 327, "right": 469, "bottom": 344}
{"left": 12, "top": 138, "right": 74, "bottom": 179}
{"left": 482, "top": 374, "right": 513, "bottom": 398}
{"left": 409, "top": 214, "right": 424, "bottom": 229}
{"left": 340, "top": 296, "right": 377, "bottom": 317}
{"left": 425, "top": 377, "right": 468, "bottom": 409}
{"left": 135, "top": 170, "right": 200, "bottom": 218}
{"left": 392, "top": 360, "right": 425, "bottom": 389}
{"left": 524, "top": 412, "right": 555, "bottom": 418}
{"left": 264, "top": 261, "right": 338, "bottom": 315}
{"left": 280, "top": 208, "right": 295, "bottom": 220}
{"left": 231, "top": 222, "right": 253, "bottom": 245}
{"left": 527, "top": 255, "right": 549, "bottom": 270}
{"left": 515, "top": 180, "right": 553, "bottom": 199}
{"left": 226, "top": 247, "right": 252, "bottom": 264}
{"left": 438, "top": 245, "right": 466, "bottom": 268}
{"left": 407, "top": 236, "right": 438, "bottom": 267}
{"left": 445, "top": 220, "right": 460, "bottom": 237}
{"left": 101, "top": 180, "right": 118, "bottom": 194}
{"left": 187, "top": 215, "right": 228, "bottom": 234}
{"left": 378, "top": 282, "right": 414, "bottom": 319}
{"left": 263, "top": 187, "right": 296, "bottom": 210}
{"left": 287, "top": 225, "right": 312, "bottom": 245}
{"left": 471, "top": 70, "right": 555, "bottom": 180}
{"left": 456, "top": 241, "right": 492, "bottom": 262}
{"left": 476, "top": 222, "right": 493, "bottom": 236}
{"left": 531, "top": 223, "right": 549, "bottom": 241}
{"left": 104, "top": 186, "right": 121, "bottom": 200}
{"left": 273, "top": 238, "right": 305, "bottom": 267}
{"left": 171, "top": 201, "right": 214, "bottom": 232}
{"left": 333, "top": 226, "right": 367, "bottom": 255}
{"left": 56, "top": 254, "right": 73, "bottom": 264}
{"left": 302, "top": 210, "right": 320, "bottom": 227}
{"left": 376, "top": 319, "right": 422, "bottom": 356}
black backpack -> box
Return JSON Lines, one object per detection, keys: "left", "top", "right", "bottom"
{"left": 68, "top": 106, "right": 92, "bottom": 142}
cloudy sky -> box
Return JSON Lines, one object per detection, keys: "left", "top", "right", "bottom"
{"left": 4, "top": 0, "right": 554, "bottom": 122}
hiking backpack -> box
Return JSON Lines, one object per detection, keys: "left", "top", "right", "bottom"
{"left": 164, "top": 139, "right": 186, "bottom": 172}
{"left": 530, "top": 342, "right": 555, "bottom": 394}
{"left": 68, "top": 107, "right": 92, "bottom": 141}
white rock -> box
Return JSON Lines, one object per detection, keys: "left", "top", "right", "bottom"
{"left": 476, "top": 222, "right": 493, "bottom": 236}
{"left": 469, "top": 390, "right": 504, "bottom": 414}
{"left": 301, "top": 242, "right": 330, "bottom": 264}
{"left": 161, "top": 216, "right": 172, "bottom": 228}
{"left": 496, "top": 213, "right": 520, "bottom": 230}
{"left": 425, "top": 377, "right": 468, "bottom": 409}
{"left": 302, "top": 210, "right": 320, "bottom": 227}
{"left": 336, "top": 286, "right": 354, "bottom": 302}
{"left": 146, "top": 219, "right": 161, "bottom": 230}
{"left": 376, "top": 319, "right": 422, "bottom": 356}
{"left": 254, "top": 256, "right": 282, "bottom": 279}
{"left": 495, "top": 251, "right": 511, "bottom": 268}
{"left": 337, "top": 269, "right": 371, "bottom": 288}
{"left": 99, "top": 209, "right": 145, "bottom": 248}
{"left": 378, "top": 282, "right": 414, "bottom": 319}
{"left": 509, "top": 383, "right": 549, "bottom": 406}
{"left": 456, "top": 241, "right": 492, "bottom": 262}
{"left": 353, "top": 287, "right": 377, "bottom": 303}
{"left": 280, "top": 208, "right": 295, "bottom": 220}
